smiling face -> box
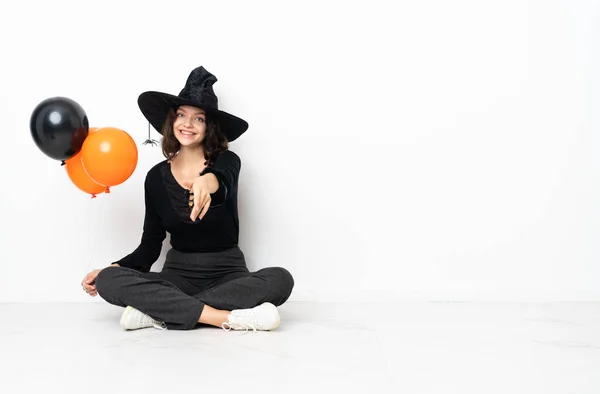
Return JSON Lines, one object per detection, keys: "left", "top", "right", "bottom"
{"left": 173, "top": 105, "right": 207, "bottom": 147}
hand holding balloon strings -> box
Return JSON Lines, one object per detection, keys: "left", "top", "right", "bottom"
{"left": 29, "top": 97, "right": 140, "bottom": 294}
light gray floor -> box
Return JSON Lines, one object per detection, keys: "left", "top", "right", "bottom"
{"left": 1, "top": 301, "right": 599, "bottom": 393}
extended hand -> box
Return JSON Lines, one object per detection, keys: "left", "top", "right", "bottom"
{"left": 184, "top": 174, "right": 218, "bottom": 221}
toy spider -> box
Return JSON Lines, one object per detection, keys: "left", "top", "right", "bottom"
{"left": 142, "top": 123, "right": 159, "bottom": 146}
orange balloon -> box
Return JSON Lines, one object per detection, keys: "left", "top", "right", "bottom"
{"left": 65, "top": 128, "right": 105, "bottom": 198}
{"left": 81, "top": 127, "right": 138, "bottom": 192}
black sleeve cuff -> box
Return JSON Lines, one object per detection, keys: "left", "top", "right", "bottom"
{"left": 203, "top": 169, "right": 228, "bottom": 207}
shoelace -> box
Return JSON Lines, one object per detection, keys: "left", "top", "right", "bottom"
{"left": 221, "top": 309, "right": 260, "bottom": 333}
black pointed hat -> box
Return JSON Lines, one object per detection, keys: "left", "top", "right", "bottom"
{"left": 138, "top": 66, "right": 248, "bottom": 142}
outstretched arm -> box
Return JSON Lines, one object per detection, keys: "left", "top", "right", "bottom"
{"left": 189, "top": 150, "right": 241, "bottom": 221}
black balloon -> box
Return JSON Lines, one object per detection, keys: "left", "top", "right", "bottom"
{"left": 30, "top": 97, "right": 89, "bottom": 162}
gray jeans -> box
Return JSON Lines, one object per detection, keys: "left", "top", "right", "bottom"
{"left": 95, "top": 246, "right": 294, "bottom": 330}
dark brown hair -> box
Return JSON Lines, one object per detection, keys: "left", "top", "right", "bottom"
{"left": 161, "top": 108, "right": 229, "bottom": 165}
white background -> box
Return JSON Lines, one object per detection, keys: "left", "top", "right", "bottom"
{"left": 0, "top": 0, "right": 598, "bottom": 303}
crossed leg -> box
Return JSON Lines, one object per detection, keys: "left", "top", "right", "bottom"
{"left": 95, "top": 266, "right": 294, "bottom": 330}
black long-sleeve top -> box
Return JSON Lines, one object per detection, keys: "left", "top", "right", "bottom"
{"left": 113, "top": 149, "right": 241, "bottom": 272}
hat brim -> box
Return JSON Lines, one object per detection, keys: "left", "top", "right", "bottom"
{"left": 138, "top": 91, "right": 248, "bottom": 142}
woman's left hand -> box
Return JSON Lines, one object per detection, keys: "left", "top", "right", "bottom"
{"left": 185, "top": 174, "right": 218, "bottom": 221}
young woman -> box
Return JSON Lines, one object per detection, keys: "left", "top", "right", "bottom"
{"left": 80, "top": 66, "right": 294, "bottom": 332}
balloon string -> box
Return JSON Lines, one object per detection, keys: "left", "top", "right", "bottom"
{"left": 83, "top": 196, "right": 97, "bottom": 278}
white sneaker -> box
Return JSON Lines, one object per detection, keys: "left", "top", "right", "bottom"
{"left": 120, "top": 306, "right": 167, "bottom": 331}
{"left": 222, "top": 302, "right": 281, "bottom": 332}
